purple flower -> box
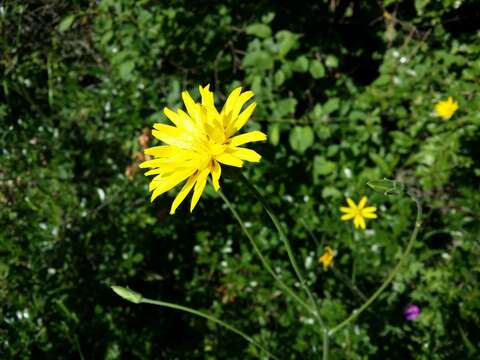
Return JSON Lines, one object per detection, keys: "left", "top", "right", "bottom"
{"left": 404, "top": 304, "right": 421, "bottom": 321}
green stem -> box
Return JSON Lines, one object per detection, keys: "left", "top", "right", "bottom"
{"left": 218, "top": 189, "right": 314, "bottom": 316}
{"left": 350, "top": 227, "right": 356, "bottom": 286}
{"left": 323, "top": 329, "right": 329, "bottom": 360}
{"left": 141, "top": 297, "right": 277, "bottom": 359}
{"left": 331, "top": 268, "right": 367, "bottom": 302}
{"left": 329, "top": 190, "right": 422, "bottom": 335}
{"left": 300, "top": 218, "right": 321, "bottom": 248}
{"left": 237, "top": 174, "right": 324, "bottom": 328}
{"left": 302, "top": 215, "right": 370, "bottom": 350}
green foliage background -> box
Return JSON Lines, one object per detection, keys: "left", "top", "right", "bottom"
{"left": 1, "top": 0, "right": 480, "bottom": 358}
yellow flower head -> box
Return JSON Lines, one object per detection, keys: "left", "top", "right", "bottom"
{"left": 340, "top": 196, "right": 377, "bottom": 230}
{"left": 434, "top": 96, "right": 458, "bottom": 120}
{"left": 140, "top": 85, "right": 267, "bottom": 214}
{"left": 319, "top": 246, "right": 334, "bottom": 271}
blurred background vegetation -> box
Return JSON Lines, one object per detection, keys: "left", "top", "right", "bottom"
{"left": 1, "top": 0, "right": 480, "bottom": 358}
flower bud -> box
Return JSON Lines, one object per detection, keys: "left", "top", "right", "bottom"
{"left": 367, "top": 178, "right": 404, "bottom": 196}
{"left": 111, "top": 286, "right": 142, "bottom": 304}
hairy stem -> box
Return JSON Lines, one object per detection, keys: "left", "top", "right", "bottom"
{"left": 238, "top": 174, "right": 324, "bottom": 328}
{"left": 141, "top": 297, "right": 277, "bottom": 359}
{"left": 219, "top": 189, "right": 315, "bottom": 316}
{"left": 323, "top": 329, "right": 329, "bottom": 360}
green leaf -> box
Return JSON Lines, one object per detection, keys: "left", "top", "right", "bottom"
{"left": 369, "top": 153, "right": 390, "bottom": 173}
{"left": 242, "top": 50, "right": 274, "bottom": 72}
{"left": 275, "top": 30, "right": 299, "bottom": 57}
{"left": 118, "top": 60, "right": 135, "bottom": 80}
{"left": 268, "top": 124, "right": 280, "bottom": 146}
{"left": 309, "top": 60, "right": 325, "bottom": 79}
{"left": 314, "top": 125, "right": 332, "bottom": 140}
{"left": 100, "top": 30, "right": 114, "bottom": 45}
{"left": 313, "top": 156, "right": 337, "bottom": 177}
{"left": 292, "top": 56, "right": 309, "bottom": 73}
{"left": 246, "top": 24, "right": 272, "bottom": 39}
{"left": 58, "top": 15, "right": 76, "bottom": 33}
{"left": 323, "top": 98, "right": 340, "bottom": 114}
{"left": 275, "top": 98, "right": 297, "bottom": 117}
{"left": 325, "top": 55, "right": 339, "bottom": 68}
{"left": 289, "top": 126, "right": 314, "bottom": 154}
{"left": 261, "top": 12, "right": 275, "bottom": 24}
{"left": 312, "top": 104, "right": 323, "bottom": 118}
{"left": 415, "top": 0, "right": 430, "bottom": 15}
{"left": 274, "top": 69, "right": 286, "bottom": 86}
{"left": 321, "top": 186, "right": 342, "bottom": 198}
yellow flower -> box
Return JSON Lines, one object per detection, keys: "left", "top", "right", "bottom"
{"left": 434, "top": 96, "right": 459, "bottom": 120}
{"left": 340, "top": 196, "right": 377, "bottom": 230}
{"left": 140, "top": 85, "right": 267, "bottom": 214}
{"left": 319, "top": 246, "right": 334, "bottom": 271}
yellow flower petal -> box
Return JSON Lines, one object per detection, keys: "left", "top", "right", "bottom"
{"left": 210, "top": 160, "right": 221, "bottom": 191}
{"left": 346, "top": 197, "right": 356, "bottom": 209}
{"left": 358, "top": 196, "right": 367, "bottom": 210}
{"left": 152, "top": 129, "right": 188, "bottom": 148}
{"left": 144, "top": 168, "right": 163, "bottom": 176}
{"left": 144, "top": 145, "right": 177, "bottom": 157}
{"left": 221, "top": 87, "right": 242, "bottom": 116}
{"left": 199, "top": 84, "right": 215, "bottom": 109}
{"left": 170, "top": 173, "right": 198, "bottom": 214}
{"left": 190, "top": 168, "right": 210, "bottom": 212}
{"left": 359, "top": 216, "right": 366, "bottom": 229}
{"left": 182, "top": 90, "right": 201, "bottom": 123}
{"left": 229, "top": 131, "right": 267, "bottom": 147}
{"left": 340, "top": 206, "right": 354, "bottom": 214}
{"left": 175, "top": 109, "right": 197, "bottom": 132}
{"left": 228, "top": 102, "right": 257, "bottom": 135}
{"left": 150, "top": 169, "right": 196, "bottom": 202}
{"left": 163, "top": 107, "right": 181, "bottom": 126}
{"left": 231, "top": 90, "right": 254, "bottom": 119}
{"left": 341, "top": 213, "right": 355, "bottom": 221}
{"left": 230, "top": 148, "right": 262, "bottom": 163}
{"left": 216, "top": 153, "right": 244, "bottom": 167}
{"left": 363, "top": 212, "right": 378, "bottom": 219}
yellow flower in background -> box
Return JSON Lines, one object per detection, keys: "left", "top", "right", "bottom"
{"left": 340, "top": 196, "right": 377, "bottom": 230}
{"left": 140, "top": 85, "right": 267, "bottom": 214}
{"left": 319, "top": 246, "right": 334, "bottom": 271}
{"left": 434, "top": 96, "right": 458, "bottom": 120}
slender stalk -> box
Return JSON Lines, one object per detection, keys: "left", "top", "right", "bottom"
{"left": 141, "top": 297, "right": 277, "bottom": 359}
{"left": 301, "top": 217, "right": 368, "bottom": 314}
{"left": 74, "top": 335, "right": 85, "bottom": 360}
{"left": 331, "top": 268, "right": 367, "bottom": 302}
{"left": 323, "top": 329, "right": 329, "bottom": 360}
{"left": 237, "top": 174, "right": 324, "bottom": 328}
{"left": 329, "top": 191, "right": 422, "bottom": 335}
{"left": 218, "top": 189, "right": 314, "bottom": 316}
{"left": 350, "top": 227, "right": 357, "bottom": 286}
{"left": 300, "top": 218, "right": 321, "bottom": 248}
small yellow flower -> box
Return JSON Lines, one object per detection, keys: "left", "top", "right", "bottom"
{"left": 140, "top": 85, "right": 267, "bottom": 214}
{"left": 319, "top": 246, "right": 334, "bottom": 271}
{"left": 340, "top": 196, "right": 377, "bottom": 230}
{"left": 434, "top": 96, "right": 459, "bottom": 120}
